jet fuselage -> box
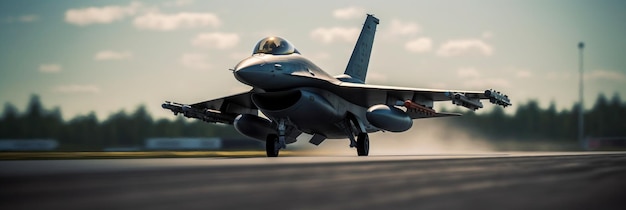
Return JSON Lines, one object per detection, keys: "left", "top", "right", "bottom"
{"left": 162, "top": 14, "right": 511, "bottom": 157}
{"left": 234, "top": 53, "right": 375, "bottom": 139}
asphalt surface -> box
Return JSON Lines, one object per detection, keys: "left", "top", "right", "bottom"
{"left": 1, "top": 152, "right": 625, "bottom": 210}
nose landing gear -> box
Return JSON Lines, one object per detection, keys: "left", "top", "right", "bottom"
{"left": 266, "top": 134, "right": 279, "bottom": 157}
{"left": 266, "top": 119, "right": 287, "bottom": 157}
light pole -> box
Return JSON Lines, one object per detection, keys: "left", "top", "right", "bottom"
{"left": 578, "top": 42, "right": 584, "bottom": 143}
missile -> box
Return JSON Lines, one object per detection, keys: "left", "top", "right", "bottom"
{"left": 161, "top": 101, "right": 184, "bottom": 115}
{"left": 446, "top": 92, "right": 483, "bottom": 111}
{"left": 403, "top": 100, "right": 436, "bottom": 116}
{"left": 161, "top": 101, "right": 236, "bottom": 124}
{"left": 484, "top": 89, "right": 512, "bottom": 107}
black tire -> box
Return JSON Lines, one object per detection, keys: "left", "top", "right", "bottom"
{"left": 266, "top": 134, "right": 279, "bottom": 157}
{"left": 356, "top": 133, "right": 369, "bottom": 156}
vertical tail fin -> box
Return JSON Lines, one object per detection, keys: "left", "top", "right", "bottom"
{"left": 344, "top": 14, "right": 379, "bottom": 83}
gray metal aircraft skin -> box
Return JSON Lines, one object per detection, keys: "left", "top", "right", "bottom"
{"left": 163, "top": 14, "right": 511, "bottom": 157}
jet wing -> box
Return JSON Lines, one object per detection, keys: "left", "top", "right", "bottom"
{"left": 162, "top": 91, "right": 257, "bottom": 124}
{"left": 189, "top": 91, "right": 257, "bottom": 114}
{"left": 333, "top": 82, "right": 511, "bottom": 114}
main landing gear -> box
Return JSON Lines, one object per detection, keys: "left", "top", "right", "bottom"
{"left": 356, "top": 133, "right": 369, "bottom": 156}
{"left": 265, "top": 117, "right": 370, "bottom": 157}
{"left": 346, "top": 115, "right": 369, "bottom": 156}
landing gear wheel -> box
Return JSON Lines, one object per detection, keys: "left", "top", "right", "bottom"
{"left": 356, "top": 133, "right": 369, "bottom": 156}
{"left": 266, "top": 134, "right": 279, "bottom": 157}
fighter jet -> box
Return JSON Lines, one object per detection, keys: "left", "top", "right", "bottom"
{"left": 162, "top": 14, "right": 511, "bottom": 157}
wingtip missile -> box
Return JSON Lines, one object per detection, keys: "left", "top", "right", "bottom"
{"left": 484, "top": 89, "right": 512, "bottom": 108}
{"left": 161, "top": 101, "right": 180, "bottom": 115}
{"left": 162, "top": 101, "right": 236, "bottom": 124}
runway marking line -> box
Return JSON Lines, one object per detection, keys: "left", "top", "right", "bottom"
{"left": 0, "top": 151, "right": 314, "bottom": 160}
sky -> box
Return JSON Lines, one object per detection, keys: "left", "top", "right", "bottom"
{"left": 1, "top": 0, "right": 625, "bottom": 121}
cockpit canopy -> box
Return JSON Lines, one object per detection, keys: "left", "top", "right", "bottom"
{"left": 253, "top": 37, "right": 300, "bottom": 55}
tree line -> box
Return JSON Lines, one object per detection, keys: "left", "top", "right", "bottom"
{"left": 446, "top": 93, "right": 626, "bottom": 142}
{"left": 1, "top": 94, "right": 625, "bottom": 151}
{"left": 0, "top": 95, "right": 241, "bottom": 150}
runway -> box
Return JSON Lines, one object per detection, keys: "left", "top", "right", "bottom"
{"left": 1, "top": 152, "right": 625, "bottom": 210}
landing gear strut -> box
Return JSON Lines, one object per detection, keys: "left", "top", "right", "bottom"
{"left": 266, "top": 119, "right": 287, "bottom": 157}
{"left": 344, "top": 115, "right": 370, "bottom": 157}
{"left": 356, "top": 133, "right": 369, "bottom": 156}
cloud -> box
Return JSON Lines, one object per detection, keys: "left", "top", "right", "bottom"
{"left": 180, "top": 53, "right": 211, "bottom": 70}
{"left": 4, "top": 15, "right": 39, "bottom": 23}
{"left": 482, "top": 31, "right": 494, "bottom": 39}
{"left": 437, "top": 39, "right": 493, "bottom": 57}
{"left": 133, "top": 12, "right": 220, "bottom": 31}
{"left": 405, "top": 37, "right": 432, "bottom": 53}
{"left": 310, "top": 27, "right": 359, "bottom": 43}
{"left": 53, "top": 85, "right": 100, "bottom": 94}
{"left": 65, "top": 2, "right": 142, "bottom": 26}
{"left": 94, "top": 50, "right": 133, "bottom": 61}
{"left": 333, "top": 7, "right": 365, "bottom": 19}
{"left": 163, "top": 0, "right": 194, "bottom": 7}
{"left": 455, "top": 67, "right": 509, "bottom": 89}
{"left": 191, "top": 32, "right": 239, "bottom": 49}
{"left": 585, "top": 70, "right": 626, "bottom": 81}
{"left": 463, "top": 78, "right": 511, "bottom": 89}
{"left": 545, "top": 72, "right": 573, "bottom": 81}
{"left": 19, "top": 15, "right": 39, "bottom": 22}
{"left": 457, "top": 67, "right": 481, "bottom": 78}
{"left": 515, "top": 70, "right": 533, "bottom": 78}
{"left": 39, "top": 64, "right": 62, "bottom": 73}
{"left": 389, "top": 19, "right": 421, "bottom": 37}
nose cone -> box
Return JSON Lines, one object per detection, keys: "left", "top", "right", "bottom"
{"left": 234, "top": 67, "right": 261, "bottom": 86}
{"left": 234, "top": 58, "right": 276, "bottom": 87}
